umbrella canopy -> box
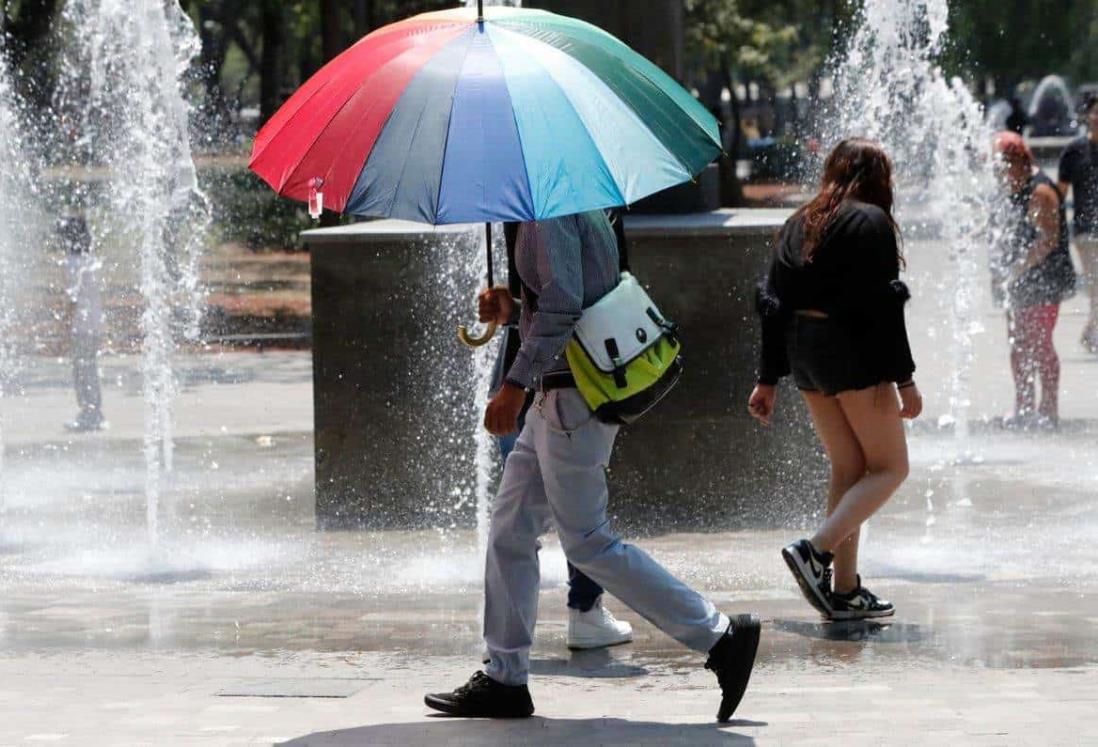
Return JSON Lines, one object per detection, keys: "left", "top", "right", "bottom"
{"left": 250, "top": 6, "right": 721, "bottom": 225}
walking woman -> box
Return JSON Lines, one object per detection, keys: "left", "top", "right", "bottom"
{"left": 748, "top": 138, "right": 921, "bottom": 620}
{"left": 992, "top": 132, "right": 1076, "bottom": 429}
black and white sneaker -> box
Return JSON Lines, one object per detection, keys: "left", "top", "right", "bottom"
{"left": 781, "top": 539, "right": 834, "bottom": 616}
{"left": 424, "top": 671, "right": 534, "bottom": 718}
{"left": 829, "top": 577, "right": 895, "bottom": 620}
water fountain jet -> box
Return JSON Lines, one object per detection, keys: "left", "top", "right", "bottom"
{"left": 825, "top": 0, "right": 998, "bottom": 442}
{"left": 54, "top": 0, "right": 210, "bottom": 547}
{"left": 0, "top": 38, "right": 41, "bottom": 527}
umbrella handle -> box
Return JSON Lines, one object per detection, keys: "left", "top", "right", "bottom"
{"left": 458, "top": 321, "right": 498, "bottom": 348}
{"left": 459, "top": 222, "right": 498, "bottom": 348}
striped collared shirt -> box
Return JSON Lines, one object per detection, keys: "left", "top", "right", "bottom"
{"left": 506, "top": 210, "right": 620, "bottom": 390}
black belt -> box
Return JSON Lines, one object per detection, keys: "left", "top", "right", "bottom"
{"left": 540, "top": 371, "right": 576, "bottom": 391}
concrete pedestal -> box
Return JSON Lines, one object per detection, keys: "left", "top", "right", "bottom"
{"left": 303, "top": 210, "right": 825, "bottom": 532}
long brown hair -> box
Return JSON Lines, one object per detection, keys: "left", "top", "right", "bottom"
{"left": 794, "top": 138, "right": 901, "bottom": 262}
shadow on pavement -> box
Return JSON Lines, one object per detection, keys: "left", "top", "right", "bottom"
{"left": 0, "top": 540, "right": 27, "bottom": 555}
{"left": 530, "top": 647, "right": 648, "bottom": 678}
{"left": 125, "top": 569, "right": 216, "bottom": 584}
{"left": 774, "top": 618, "right": 928, "bottom": 643}
{"left": 278, "top": 717, "right": 760, "bottom": 746}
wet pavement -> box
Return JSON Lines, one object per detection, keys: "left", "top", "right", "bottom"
{"left": 1, "top": 235, "right": 1097, "bottom": 742}
{"left": 1, "top": 401, "right": 1097, "bottom": 744}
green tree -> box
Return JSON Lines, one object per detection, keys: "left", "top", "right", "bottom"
{"left": 1, "top": 0, "right": 62, "bottom": 107}
{"left": 945, "top": 0, "right": 1098, "bottom": 96}
{"left": 684, "top": 0, "right": 803, "bottom": 202}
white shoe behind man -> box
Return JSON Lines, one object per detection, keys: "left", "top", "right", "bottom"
{"left": 483, "top": 595, "right": 633, "bottom": 663}
{"left": 567, "top": 595, "right": 633, "bottom": 650}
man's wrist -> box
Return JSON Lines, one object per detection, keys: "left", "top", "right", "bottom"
{"left": 505, "top": 352, "right": 533, "bottom": 391}
{"left": 503, "top": 378, "right": 529, "bottom": 393}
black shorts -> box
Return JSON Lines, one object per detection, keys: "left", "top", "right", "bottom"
{"left": 786, "top": 315, "right": 881, "bottom": 396}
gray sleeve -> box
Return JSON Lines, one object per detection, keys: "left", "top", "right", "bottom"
{"left": 505, "top": 218, "right": 584, "bottom": 389}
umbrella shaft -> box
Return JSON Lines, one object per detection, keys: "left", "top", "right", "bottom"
{"left": 485, "top": 222, "right": 494, "bottom": 288}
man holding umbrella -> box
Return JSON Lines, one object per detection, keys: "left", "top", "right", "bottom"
{"left": 487, "top": 214, "right": 634, "bottom": 653}
{"left": 250, "top": 3, "right": 760, "bottom": 723}
{"left": 424, "top": 208, "right": 760, "bottom": 721}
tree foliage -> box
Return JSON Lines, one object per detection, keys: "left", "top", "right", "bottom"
{"left": 3, "top": 0, "right": 1096, "bottom": 139}
{"left": 946, "top": 0, "right": 1098, "bottom": 94}
{"left": 684, "top": 0, "right": 856, "bottom": 91}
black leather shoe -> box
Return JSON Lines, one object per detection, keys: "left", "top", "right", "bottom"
{"left": 424, "top": 671, "right": 535, "bottom": 718}
{"left": 705, "top": 614, "right": 761, "bottom": 722}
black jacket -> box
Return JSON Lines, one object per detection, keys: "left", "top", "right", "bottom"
{"left": 757, "top": 201, "right": 916, "bottom": 386}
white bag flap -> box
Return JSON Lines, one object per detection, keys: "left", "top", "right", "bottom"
{"left": 574, "top": 272, "right": 670, "bottom": 373}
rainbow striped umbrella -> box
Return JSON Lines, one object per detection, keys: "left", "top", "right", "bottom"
{"left": 250, "top": 4, "right": 721, "bottom": 225}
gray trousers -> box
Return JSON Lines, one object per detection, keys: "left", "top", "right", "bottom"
{"left": 484, "top": 388, "right": 729, "bottom": 686}
{"left": 72, "top": 335, "right": 102, "bottom": 419}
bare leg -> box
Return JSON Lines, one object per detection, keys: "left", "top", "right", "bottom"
{"left": 1009, "top": 309, "right": 1038, "bottom": 417}
{"left": 1034, "top": 304, "right": 1061, "bottom": 420}
{"left": 801, "top": 391, "right": 867, "bottom": 594}
{"left": 811, "top": 384, "right": 909, "bottom": 558}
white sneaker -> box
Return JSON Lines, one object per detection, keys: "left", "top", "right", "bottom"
{"left": 567, "top": 596, "right": 633, "bottom": 650}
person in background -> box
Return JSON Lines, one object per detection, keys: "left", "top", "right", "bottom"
{"left": 1031, "top": 94, "right": 1074, "bottom": 137}
{"left": 749, "top": 138, "right": 921, "bottom": 621}
{"left": 992, "top": 132, "right": 1076, "bottom": 429}
{"left": 60, "top": 216, "right": 107, "bottom": 433}
{"left": 489, "top": 215, "right": 633, "bottom": 652}
{"left": 1057, "top": 94, "right": 1098, "bottom": 354}
{"left": 1006, "top": 97, "right": 1030, "bottom": 135}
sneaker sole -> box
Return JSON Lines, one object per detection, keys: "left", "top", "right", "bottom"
{"left": 829, "top": 607, "right": 896, "bottom": 621}
{"left": 781, "top": 545, "right": 832, "bottom": 616}
{"left": 423, "top": 694, "right": 534, "bottom": 719}
{"left": 566, "top": 633, "right": 634, "bottom": 651}
{"left": 717, "top": 613, "right": 761, "bottom": 723}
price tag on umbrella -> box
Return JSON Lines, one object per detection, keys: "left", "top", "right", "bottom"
{"left": 308, "top": 178, "right": 324, "bottom": 220}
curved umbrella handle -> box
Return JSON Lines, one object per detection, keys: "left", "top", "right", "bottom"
{"left": 458, "top": 321, "right": 499, "bottom": 348}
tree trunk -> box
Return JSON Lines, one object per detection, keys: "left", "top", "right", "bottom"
{"left": 721, "top": 67, "right": 745, "bottom": 207}
{"left": 259, "top": 0, "right": 286, "bottom": 125}
{"left": 5, "top": 0, "right": 61, "bottom": 109}
{"left": 5, "top": 0, "right": 59, "bottom": 65}
{"left": 352, "top": 0, "right": 373, "bottom": 37}
{"left": 197, "top": 6, "right": 230, "bottom": 131}
{"left": 320, "top": 0, "right": 344, "bottom": 62}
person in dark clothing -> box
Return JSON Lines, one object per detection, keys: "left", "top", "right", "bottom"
{"left": 1057, "top": 94, "right": 1098, "bottom": 353}
{"left": 59, "top": 216, "right": 107, "bottom": 433}
{"left": 1006, "top": 97, "right": 1030, "bottom": 135}
{"left": 1031, "top": 93, "right": 1074, "bottom": 137}
{"left": 489, "top": 214, "right": 633, "bottom": 651}
{"left": 993, "top": 132, "right": 1076, "bottom": 428}
{"left": 748, "top": 138, "right": 922, "bottom": 621}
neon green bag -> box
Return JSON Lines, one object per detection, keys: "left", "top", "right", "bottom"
{"left": 565, "top": 273, "right": 684, "bottom": 425}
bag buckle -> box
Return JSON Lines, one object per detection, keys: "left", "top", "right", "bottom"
{"left": 646, "top": 307, "right": 679, "bottom": 345}
{"left": 604, "top": 338, "right": 628, "bottom": 389}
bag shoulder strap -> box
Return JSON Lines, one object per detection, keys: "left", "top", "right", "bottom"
{"left": 609, "top": 208, "right": 630, "bottom": 273}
